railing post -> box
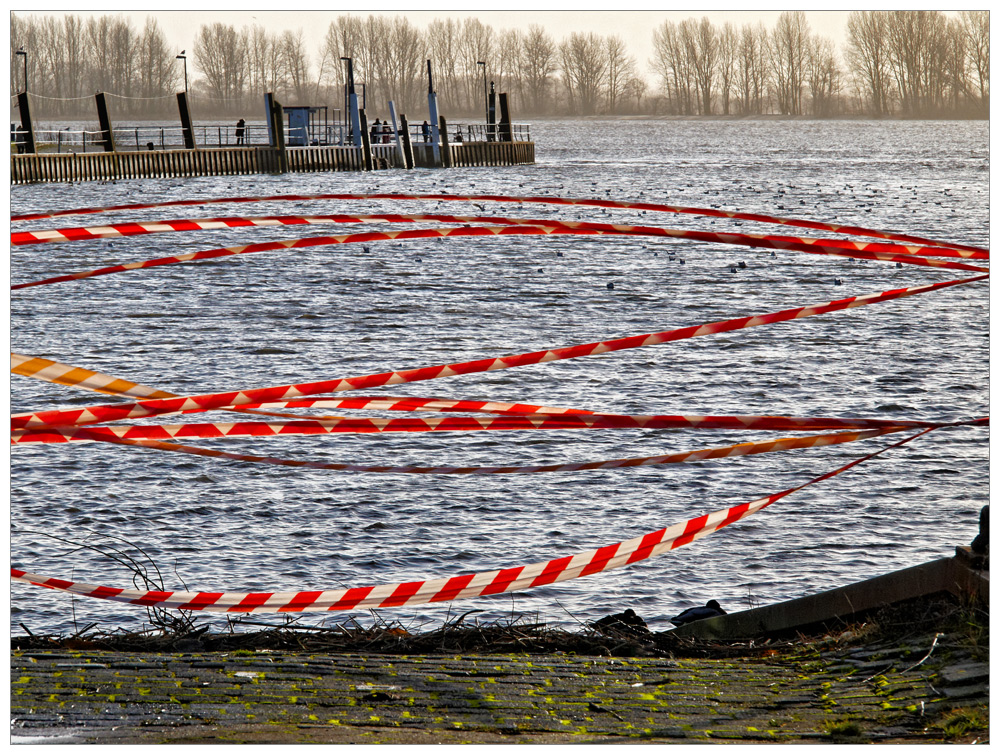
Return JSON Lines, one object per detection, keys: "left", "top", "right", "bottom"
{"left": 95, "top": 92, "right": 116, "bottom": 152}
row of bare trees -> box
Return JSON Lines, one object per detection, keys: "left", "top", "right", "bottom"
{"left": 652, "top": 11, "right": 988, "bottom": 117}
{"left": 10, "top": 14, "right": 178, "bottom": 117}
{"left": 847, "top": 10, "right": 988, "bottom": 117}
{"left": 10, "top": 12, "right": 989, "bottom": 121}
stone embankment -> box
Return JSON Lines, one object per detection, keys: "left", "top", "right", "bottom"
{"left": 10, "top": 618, "right": 987, "bottom": 744}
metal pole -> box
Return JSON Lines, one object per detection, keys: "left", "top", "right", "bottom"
{"left": 427, "top": 60, "right": 440, "bottom": 165}
{"left": 477, "top": 61, "right": 487, "bottom": 137}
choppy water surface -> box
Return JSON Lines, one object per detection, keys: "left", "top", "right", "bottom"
{"left": 10, "top": 119, "right": 989, "bottom": 635}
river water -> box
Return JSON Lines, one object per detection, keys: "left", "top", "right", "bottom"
{"left": 9, "top": 119, "right": 989, "bottom": 636}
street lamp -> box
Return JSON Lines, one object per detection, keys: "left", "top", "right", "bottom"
{"left": 16, "top": 47, "right": 27, "bottom": 94}
{"left": 175, "top": 51, "right": 187, "bottom": 93}
{"left": 476, "top": 61, "right": 488, "bottom": 134}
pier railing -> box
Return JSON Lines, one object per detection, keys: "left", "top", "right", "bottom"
{"left": 19, "top": 122, "right": 531, "bottom": 154}
{"left": 10, "top": 139, "right": 534, "bottom": 184}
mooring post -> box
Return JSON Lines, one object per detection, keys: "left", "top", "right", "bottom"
{"left": 426, "top": 60, "right": 441, "bottom": 167}
{"left": 359, "top": 109, "right": 373, "bottom": 171}
{"left": 498, "top": 93, "right": 512, "bottom": 142}
{"left": 388, "top": 100, "right": 406, "bottom": 168}
{"left": 176, "top": 91, "right": 196, "bottom": 150}
{"left": 398, "top": 114, "right": 414, "bottom": 169}
{"left": 439, "top": 116, "right": 452, "bottom": 169}
{"left": 16, "top": 91, "right": 36, "bottom": 154}
{"left": 95, "top": 92, "right": 116, "bottom": 152}
{"left": 267, "top": 94, "right": 287, "bottom": 173}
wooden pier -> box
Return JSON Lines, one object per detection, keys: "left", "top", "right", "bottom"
{"left": 10, "top": 140, "right": 535, "bottom": 185}
{"left": 10, "top": 87, "right": 534, "bottom": 185}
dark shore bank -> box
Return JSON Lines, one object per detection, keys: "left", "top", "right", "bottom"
{"left": 10, "top": 592, "right": 988, "bottom": 745}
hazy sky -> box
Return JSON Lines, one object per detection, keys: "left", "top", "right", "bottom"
{"left": 59, "top": 9, "right": 858, "bottom": 82}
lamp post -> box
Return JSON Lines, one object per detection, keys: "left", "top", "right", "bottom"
{"left": 340, "top": 56, "right": 362, "bottom": 147}
{"left": 476, "top": 61, "right": 487, "bottom": 137}
{"left": 16, "top": 47, "right": 27, "bottom": 93}
{"left": 175, "top": 51, "right": 187, "bottom": 93}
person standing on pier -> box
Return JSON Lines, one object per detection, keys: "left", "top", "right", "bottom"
{"left": 422, "top": 120, "right": 431, "bottom": 142}
{"left": 382, "top": 120, "right": 391, "bottom": 144}
{"left": 235, "top": 118, "right": 246, "bottom": 145}
{"left": 371, "top": 119, "right": 381, "bottom": 145}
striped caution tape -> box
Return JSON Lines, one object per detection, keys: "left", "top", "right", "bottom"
{"left": 9, "top": 428, "right": 932, "bottom": 612}
{"left": 10, "top": 192, "right": 988, "bottom": 254}
{"left": 9, "top": 352, "right": 344, "bottom": 423}
{"left": 7, "top": 354, "right": 969, "bottom": 433}
{"left": 11, "top": 212, "right": 987, "bottom": 265}
{"left": 11, "top": 352, "right": 173, "bottom": 399}
{"left": 8, "top": 417, "right": 908, "bottom": 446}
{"left": 10, "top": 221, "right": 988, "bottom": 292}
{"left": 11, "top": 274, "right": 988, "bottom": 431}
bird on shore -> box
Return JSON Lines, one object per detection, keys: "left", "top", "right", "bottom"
{"left": 590, "top": 608, "right": 650, "bottom": 636}
{"left": 670, "top": 600, "right": 726, "bottom": 627}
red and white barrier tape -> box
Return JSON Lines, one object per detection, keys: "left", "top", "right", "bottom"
{"left": 9, "top": 352, "right": 970, "bottom": 434}
{"left": 9, "top": 352, "right": 344, "bottom": 423}
{"left": 10, "top": 192, "right": 987, "bottom": 254}
{"left": 12, "top": 212, "right": 986, "bottom": 265}
{"left": 10, "top": 221, "right": 988, "bottom": 291}
{"left": 9, "top": 429, "right": 932, "bottom": 612}
{"left": 12, "top": 274, "right": 987, "bottom": 431}
{"left": 1, "top": 414, "right": 935, "bottom": 447}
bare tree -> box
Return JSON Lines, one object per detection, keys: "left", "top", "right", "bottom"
{"left": 495, "top": 27, "right": 523, "bottom": 101}
{"left": 735, "top": 23, "right": 769, "bottom": 115}
{"left": 651, "top": 20, "right": 694, "bottom": 115}
{"left": 623, "top": 75, "right": 647, "bottom": 113}
{"left": 559, "top": 32, "right": 606, "bottom": 115}
{"left": 137, "top": 18, "right": 177, "bottom": 103}
{"left": 807, "top": 35, "right": 841, "bottom": 117}
{"left": 846, "top": 11, "right": 892, "bottom": 116}
{"left": 383, "top": 16, "right": 424, "bottom": 114}
{"left": 193, "top": 22, "right": 248, "bottom": 111}
{"left": 279, "top": 29, "right": 310, "bottom": 103}
{"left": 459, "top": 18, "right": 494, "bottom": 114}
{"left": 716, "top": 22, "right": 738, "bottom": 115}
{"left": 885, "top": 10, "right": 945, "bottom": 116}
{"left": 684, "top": 17, "right": 717, "bottom": 115}
{"left": 769, "top": 11, "right": 809, "bottom": 115}
{"left": 605, "top": 34, "right": 635, "bottom": 114}
{"left": 959, "top": 10, "right": 988, "bottom": 113}
{"left": 426, "top": 18, "right": 461, "bottom": 110}
{"left": 521, "top": 24, "right": 557, "bottom": 114}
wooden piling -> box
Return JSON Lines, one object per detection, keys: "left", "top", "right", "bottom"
{"left": 438, "top": 116, "right": 452, "bottom": 169}
{"left": 359, "top": 110, "right": 373, "bottom": 171}
{"left": 95, "top": 93, "right": 116, "bottom": 152}
{"left": 16, "top": 92, "right": 36, "bottom": 154}
{"left": 176, "top": 92, "right": 197, "bottom": 150}
{"left": 398, "top": 114, "right": 414, "bottom": 169}
{"left": 498, "top": 94, "right": 512, "bottom": 142}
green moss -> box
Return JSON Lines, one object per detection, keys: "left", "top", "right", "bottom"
{"left": 937, "top": 708, "right": 989, "bottom": 739}
{"left": 826, "top": 720, "right": 863, "bottom": 740}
